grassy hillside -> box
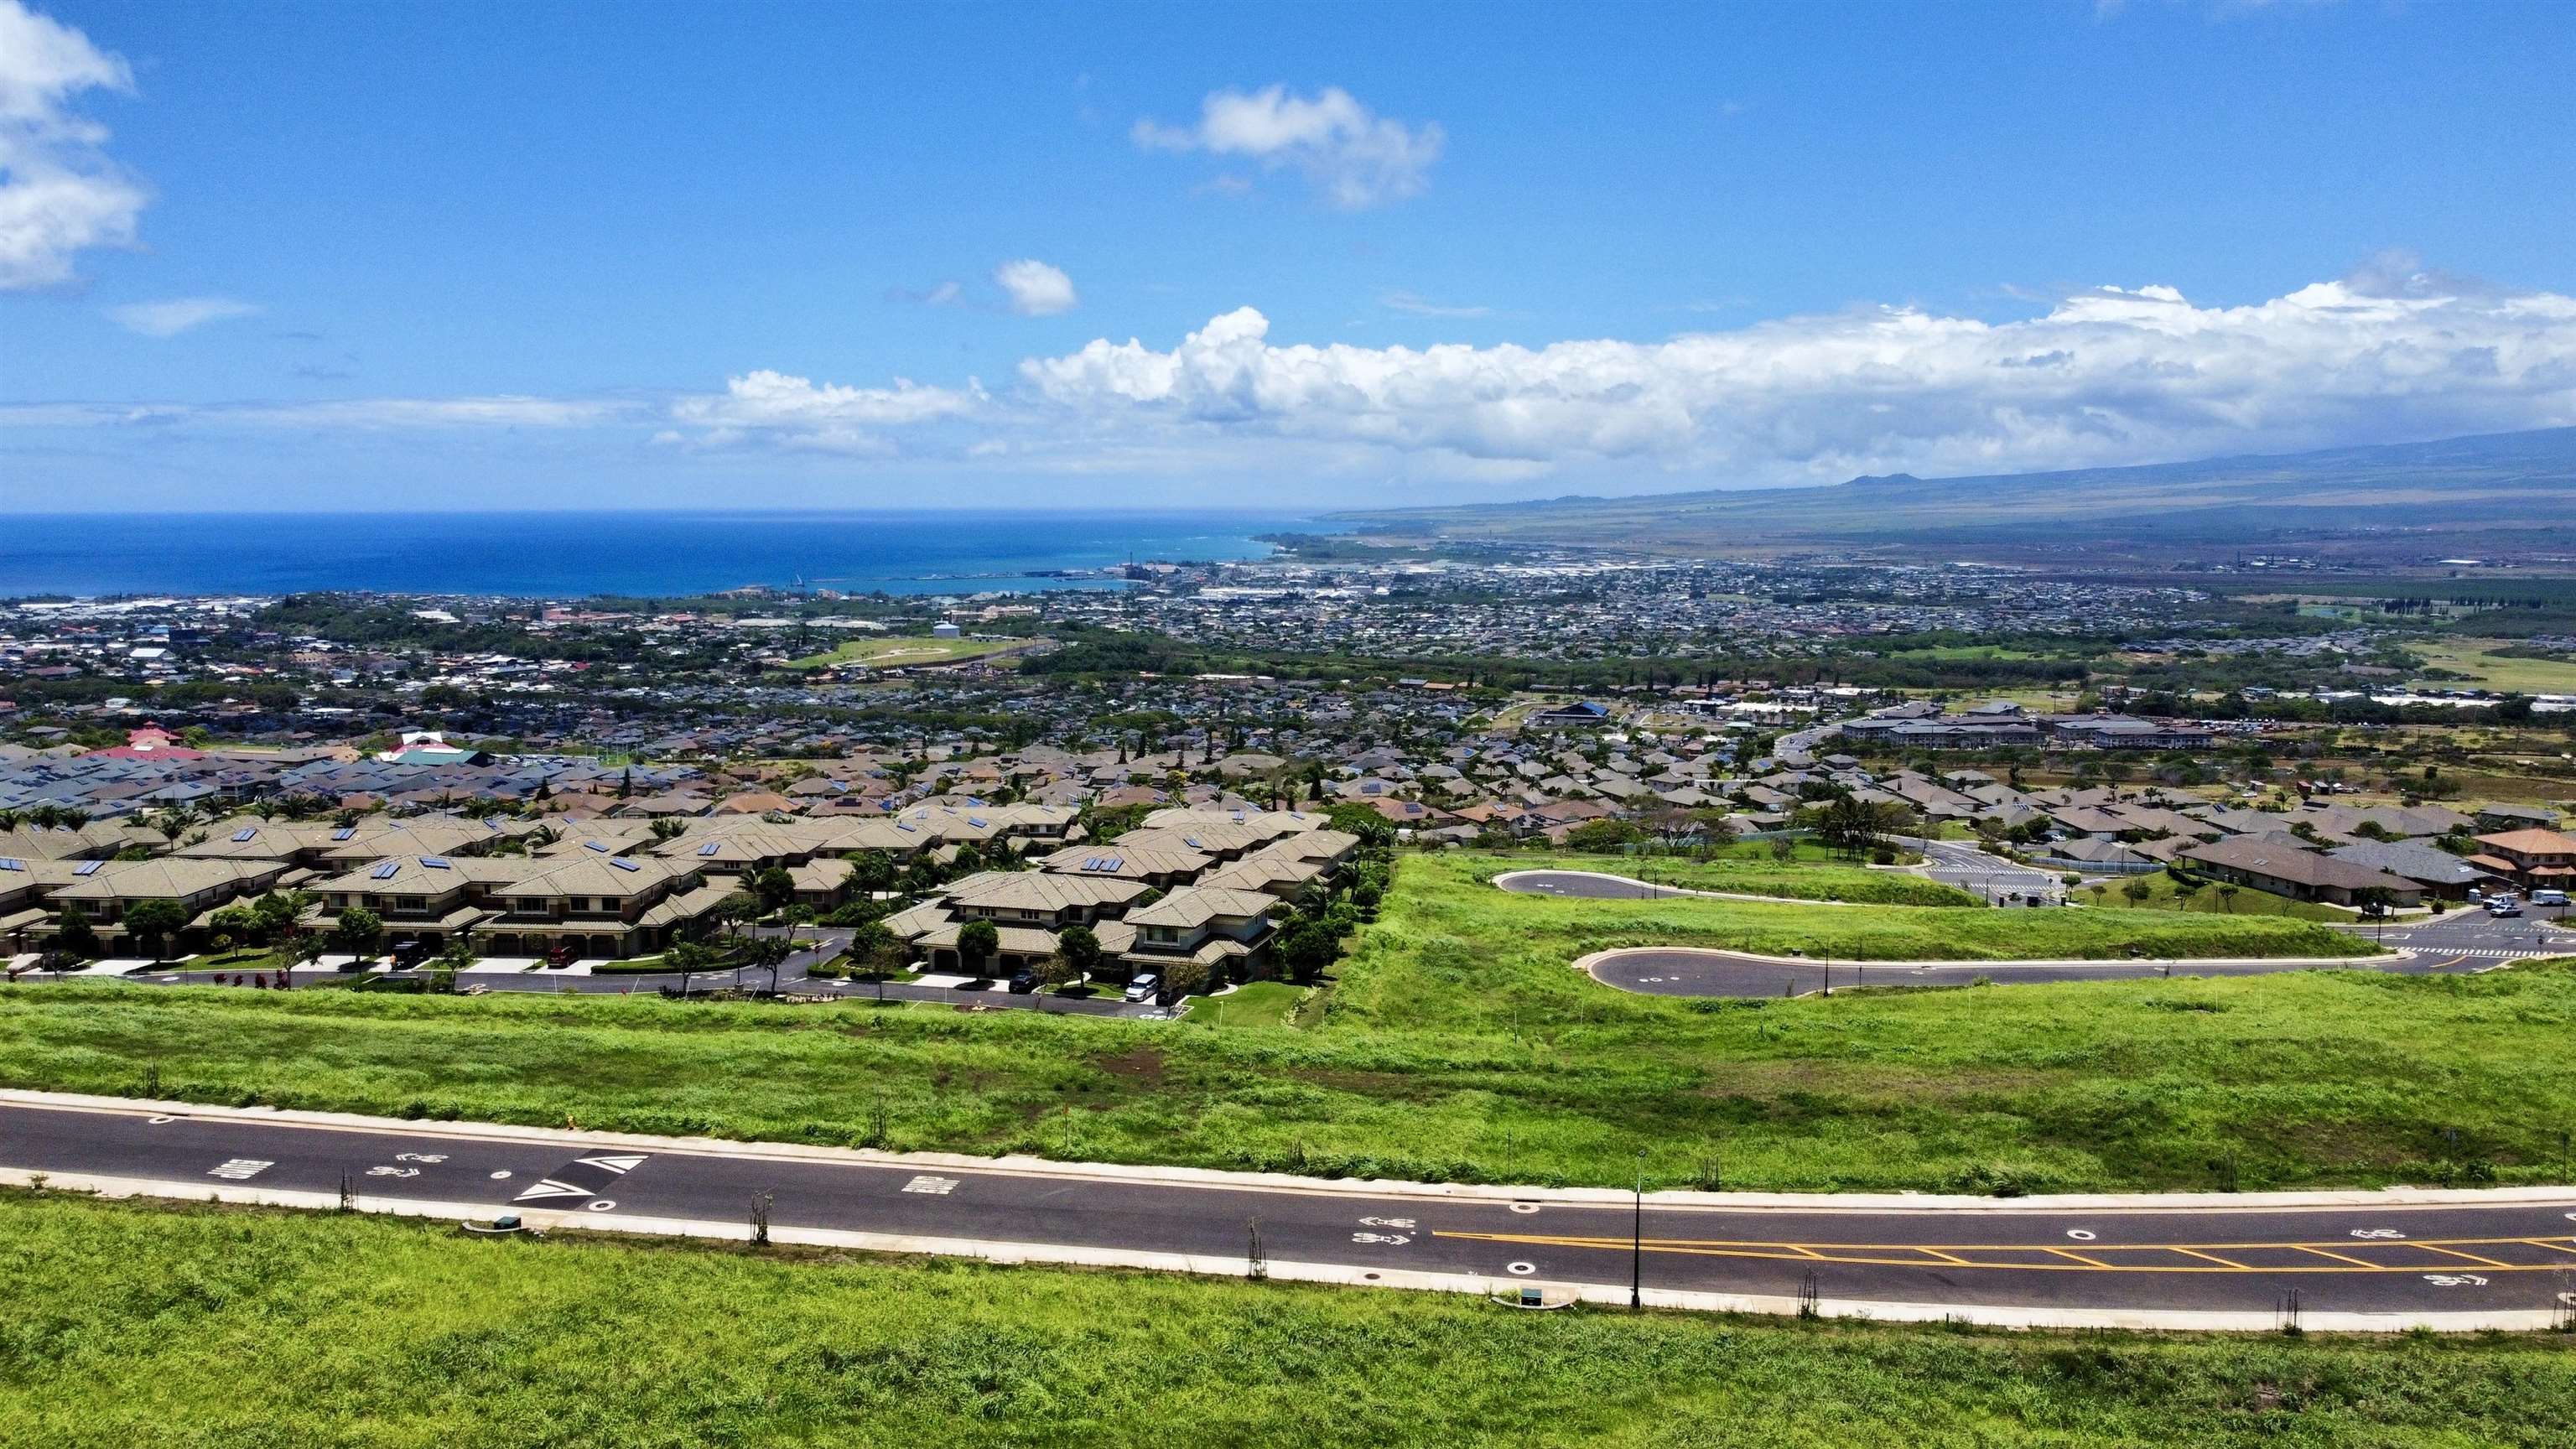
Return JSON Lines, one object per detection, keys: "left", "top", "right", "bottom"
{"left": 2, "top": 854, "right": 2565, "bottom": 1193}
{"left": 6, "top": 1192, "right": 2571, "bottom": 1449}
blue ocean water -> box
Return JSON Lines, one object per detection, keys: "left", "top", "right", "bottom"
{"left": 0, "top": 511, "right": 1302, "bottom": 598}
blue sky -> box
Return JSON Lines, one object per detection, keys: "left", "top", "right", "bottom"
{"left": 3, "top": 0, "right": 2573, "bottom": 512}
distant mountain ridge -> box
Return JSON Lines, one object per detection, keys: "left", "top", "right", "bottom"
{"left": 1333, "top": 427, "right": 2576, "bottom": 562}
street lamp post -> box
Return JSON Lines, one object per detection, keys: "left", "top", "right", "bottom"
{"left": 1630, "top": 1149, "right": 1645, "bottom": 1311}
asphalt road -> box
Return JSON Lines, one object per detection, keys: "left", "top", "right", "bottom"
{"left": 1497, "top": 867, "right": 2573, "bottom": 999}
{"left": 7, "top": 1097, "right": 2572, "bottom": 1324}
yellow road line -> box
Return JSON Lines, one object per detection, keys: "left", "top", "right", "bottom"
{"left": 1432, "top": 1230, "right": 2576, "bottom": 1275}
{"left": 2418, "top": 1243, "right": 2515, "bottom": 1269}
{"left": 2290, "top": 1244, "right": 2384, "bottom": 1269}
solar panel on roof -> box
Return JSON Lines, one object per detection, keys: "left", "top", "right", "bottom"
{"left": 332, "top": 827, "right": 356, "bottom": 840}
{"left": 1183, "top": 836, "right": 1203, "bottom": 849}
{"left": 895, "top": 823, "right": 916, "bottom": 833}
{"left": 371, "top": 862, "right": 401, "bottom": 879}
{"left": 967, "top": 818, "right": 988, "bottom": 828}
{"left": 0, "top": 858, "right": 22, "bottom": 872}
{"left": 1104, "top": 856, "right": 1123, "bottom": 870}
{"left": 421, "top": 856, "right": 450, "bottom": 870}
{"left": 231, "top": 828, "right": 257, "bottom": 842}
{"left": 584, "top": 839, "right": 608, "bottom": 852}
{"left": 609, "top": 857, "right": 640, "bottom": 872}
{"left": 698, "top": 841, "right": 720, "bottom": 856}
{"left": 75, "top": 860, "right": 104, "bottom": 876}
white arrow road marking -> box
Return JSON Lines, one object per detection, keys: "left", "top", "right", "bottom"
{"left": 365, "top": 1166, "right": 418, "bottom": 1178}
{"left": 1358, "top": 1217, "right": 1417, "bottom": 1228}
{"left": 903, "top": 1175, "right": 959, "bottom": 1195}
{"left": 207, "top": 1158, "right": 272, "bottom": 1181}
{"left": 395, "top": 1152, "right": 446, "bottom": 1164}
{"left": 2423, "top": 1274, "right": 2490, "bottom": 1287}
{"left": 1352, "top": 1233, "right": 1411, "bottom": 1245}
{"left": 2350, "top": 1228, "right": 2406, "bottom": 1239}
{"left": 512, "top": 1179, "right": 590, "bottom": 1202}
{"left": 576, "top": 1155, "right": 647, "bottom": 1174}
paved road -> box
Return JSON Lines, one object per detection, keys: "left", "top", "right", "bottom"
{"left": 1498, "top": 867, "right": 2572, "bottom": 999}
{"left": 1904, "top": 837, "right": 2075, "bottom": 903}
{"left": 5, "top": 1096, "right": 2571, "bottom": 1327}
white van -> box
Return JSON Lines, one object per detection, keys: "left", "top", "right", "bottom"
{"left": 2532, "top": 889, "right": 2571, "bottom": 908}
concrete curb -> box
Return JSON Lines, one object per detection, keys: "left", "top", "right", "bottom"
{"left": 1492, "top": 868, "right": 1875, "bottom": 908}
{"left": 6, "top": 1166, "right": 2560, "bottom": 1335}
{"left": 8, "top": 1090, "right": 2570, "bottom": 1216}
{"left": 1572, "top": 943, "right": 2412, "bottom": 976}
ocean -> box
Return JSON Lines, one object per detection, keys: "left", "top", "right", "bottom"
{"left": 0, "top": 510, "right": 1303, "bottom": 599}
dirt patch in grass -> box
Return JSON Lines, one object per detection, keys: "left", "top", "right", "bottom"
{"left": 1093, "top": 1046, "right": 1167, "bottom": 1086}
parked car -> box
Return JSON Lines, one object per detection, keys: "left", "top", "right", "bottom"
{"left": 1123, "top": 973, "right": 1161, "bottom": 1003}
{"left": 544, "top": 943, "right": 579, "bottom": 967}
{"left": 1005, "top": 970, "right": 1036, "bottom": 995}
{"left": 388, "top": 938, "right": 431, "bottom": 969}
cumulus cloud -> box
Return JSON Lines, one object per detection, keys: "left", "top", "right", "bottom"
{"left": 0, "top": 0, "right": 147, "bottom": 289}
{"left": 1012, "top": 275, "right": 2576, "bottom": 485}
{"left": 108, "top": 295, "right": 260, "bottom": 336}
{"left": 1135, "top": 86, "right": 1442, "bottom": 209}
{"left": 993, "top": 258, "right": 1078, "bottom": 316}
{"left": 665, "top": 368, "right": 983, "bottom": 454}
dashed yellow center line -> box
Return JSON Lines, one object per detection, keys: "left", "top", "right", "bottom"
{"left": 1432, "top": 1230, "right": 2576, "bottom": 1274}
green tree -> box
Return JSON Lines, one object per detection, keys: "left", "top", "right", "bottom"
{"left": 122, "top": 899, "right": 191, "bottom": 962}
{"left": 332, "top": 906, "right": 384, "bottom": 963}
{"left": 54, "top": 906, "right": 101, "bottom": 960}
{"left": 667, "top": 938, "right": 716, "bottom": 997}
{"left": 1276, "top": 919, "right": 1341, "bottom": 984}
{"left": 2121, "top": 879, "right": 2153, "bottom": 908}
{"left": 957, "top": 918, "right": 1001, "bottom": 974}
{"left": 1055, "top": 924, "right": 1104, "bottom": 981}
{"left": 751, "top": 866, "right": 796, "bottom": 916}
{"left": 2216, "top": 885, "right": 2241, "bottom": 913}
{"left": 843, "top": 849, "right": 899, "bottom": 894}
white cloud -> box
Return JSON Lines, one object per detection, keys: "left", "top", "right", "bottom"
{"left": 0, "top": 0, "right": 147, "bottom": 289}
{"left": 3, "top": 395, "right": 622, "bottom": 428}
{"left": 1135, "top": 86, "right": 1442, "bottom": 209}
{"left": 993, "top": 258, "right": 1078, "bottom": 316}
{"left": 664, "top": 368, "right": 982, "bottom": 454}
{"left": 1013, "top": 273, "right": 2576, "bottom": 485}
{"left": 1383, "top": 290, "right": 1492, "bottom": 319}
{"left": 108, "top": 295, "right": 260, "bottom": 337}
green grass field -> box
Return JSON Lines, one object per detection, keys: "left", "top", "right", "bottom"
{"left": 2076, "top": 870, "right": 2361, "bottom": 922}
{"left": 5, "top": 1186, "right": 2555, "bottom": 1443}
{"left": 787, "top": 634, "right": 1021, "bottom": 670}
{"left": 6, "top": 1192, "right": 2571, "bottom": 1449}
{"left": 3, "top": 855, "right": 2566, "bottom": 1193}
{"left": 2409, "top": 638, "right": 2576, "bottom": 694}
